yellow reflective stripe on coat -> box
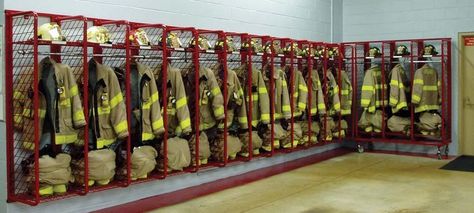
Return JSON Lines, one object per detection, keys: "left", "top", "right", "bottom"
{"left": 114, "top": 120, "right": 128, "bottom": 134}
{"left": 258, "top": 87, "right": 268, "bottom": 94}
{"left": 333, "top": 102, "right": 341, "bottom": 110}
{"left": 211, "top": 87, "right": 221, "bottom": 96}
{"left": 282, "top": 105, "right": 291, "bottom": 112}
{"left": 298, "top": 102, "right": 306, "bottom": 110}
{"left": 98, "top": 106, "right": 111, "bottom": 115}
{"left": 375, "top": 100, "right": 388, "bottom": 106}
{"left": 152, "top": 118, "right": 164, "bottom": 130}
{"left": 142, "top": 133, "right": 154, "bottom": 141}
{"left": 415, "top": 104, "right": 440, "bottom": 113}
{"left": 282, "top": 80, "right": 287, "bottom": 87}
{"left": 274, "top": 113, "right": 282, "bottom": 119}
{"left": 310, "top": 108, "right": 317, "bottom": 114}
{"left": 214, "top": 106, "right": 224, "bottom": 117}
{"left": 14, "top": 114, "right": 23, "bottom": 124}
{"left": 176, "top": 97, "right": 187, "bottom": 109}
{"left": 251, "top": 120, "right": 259, "bottom": 126}
{"left": 396, "top": 102, "right": 408, "bottom": 110}
{"left": 238, "top": 117, "right": 248, "bottom": 124}
{"left": 55, "top": 134, "right": 78, "bottom": 145}
{"left": 362, "top": 85, "right": 373, "bottom": 91}
{"left": 73, "top": 110, "right": 85, "bottom": 122}
{"left": 143, "top": 92, "right": 159, "bottom": 109}
{"left": 414, "top": 79, "right": 423, "bottom": 85}
{"left": 318, "top": 103, "right": 326, "bottom": 110}
{"left": 299, "top": 84, "right": 308, "bottom": 92}
{"left": 341, "top": 109, "right": 351, "bottom": 115}
{"left": 96, "top": 138, "right": 115, "bottom": 149}
{"left": 412, "top": 94, "right": 421, "bottom": 103}
{"left": 180, "top": 118, "right": 191, "bottom": 129}
{"left": 423, "top": 85, "right": 438, "bottom": 91}
{"left": 261, "top": 113, "right": 270, "bottom": 122}
{"left": 60, "top": 98, "right": 71, "bottom": 106}
{"left": 390, "top": 79, "right": 398, "bottom": 86}
{"left": 110, "top": 93, "right": 124, "bottom": 109}
{"left": 69, "top": 85, "right": 79, "bottom": 96}
{"left": 361, "top": 99, "right": 371, "bottom": 106}
{"left": 341, "top": 90, "right": 350, "bottom": 95}
{"left": 14, "top": 91, "right": 26, "bottom": 99}
{"left": 246, "top": 94, "right": 259, "bottom": 102}
{"left": 390, "top": 97, "right": 398, "bottom": 105}
{"left": 238, "top": 88, "right": 244, "bottom": 96}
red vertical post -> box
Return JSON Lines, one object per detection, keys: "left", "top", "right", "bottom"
{"left": 161, "top": 28, "right": 169, "bottom": 177}
{"left": 193, "top": 29, "right": 200, "bottom": 172}
{"left": 5, "top": 11, "right": 15, "bottom": 203}
{"left": 32, "top": 14, "right": 41, "bottom": 205}
{"left": 221, "top": 32, "right": 229, "bottom": 165}
{"left": 306, "top": 42, "right": 313, "bottom": 147}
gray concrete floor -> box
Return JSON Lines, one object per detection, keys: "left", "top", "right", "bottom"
{"left": 151, "top": 153, "right": 474, "bottom": 213}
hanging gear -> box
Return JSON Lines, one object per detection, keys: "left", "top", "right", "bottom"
{"left": 423, "top": 44, "right": 438, "bottom": 56}
{"left": 189, "top": 35, "right": 212, "bottom": 50}
{"left": 368, "top": 46, "right": 381, "bottom": 57}
{"left": 412, "top": 64, "right": 441, "bottom": 113}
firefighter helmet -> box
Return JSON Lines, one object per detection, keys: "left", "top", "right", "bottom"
{"left": 368, "top": 47, "right": 381, "bottom": 57}
{"left": 423, "top": 44, "right": 438, "bottom": 56}
{"left": 129, "top": 28, "right": 151, "bottom": 46}
{"left": 166, "top": 32, "right": 182, "bottom": 48}
{"left": 189, "top": 35, "right": 211, "bottom": 50}
{"left": 395, "top": 45, "right": 410, "bottom": 56}
{"left": 87, "top": 26, "right": 111, "bottom": 44}
{"left": 215, "top": 36, "right": 236, "bottom": 52}
{"left": 37, "top": 22, "right": 66, "bottom": 41}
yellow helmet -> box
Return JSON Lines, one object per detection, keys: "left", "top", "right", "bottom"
{"left": 189, "top": 35, "right": 211, "bottom": 50}
{"left": 283, "top": 43, "right": 301, "bottom": 56}
{"left": 166, "top": 32, "right": 182, "bottom": 48}
{"left": 215, "top": 36, "right": 235, "bottom": 52}
{"left": 368, "top": 47, "right": 381, "bottom": 57}
{"left": 87, "top": 26, "right": 111, "bottom": 44}
{"left": 129, "top": 28, "right": 151, "bottom": 46}
{"left": 328, "top": 47, "right": 339, "bottom": 58}
{"left": 37, "top": 22, "right": 66, "bottom": 41}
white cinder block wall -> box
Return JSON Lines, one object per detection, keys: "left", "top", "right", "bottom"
{"left": 343, "top": 0, "right": 474, "bottom": 155}
{"left": 1, "top": 0, "right": 342, "bottom": 212}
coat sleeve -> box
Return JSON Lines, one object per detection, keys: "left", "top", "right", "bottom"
{"left": 257, "top": 70, "right": 270, "bottom": 124}
{"left": 411, "top": 69, "right": 423, "bottom": 105}
{"left": 281, "top": 71, "right": 291, "bottom": 120}
{"left": 13, "top": 68, "right": 32, "bottom": 131}
{"left": 361, "top": 69, "right": 375, "bottom": 110}
{"left": 147, "top": 68, "right": 164, "bottom": 136}
{"left": 66, "top": 66, "right": 86, "bottom": 129}
{"left": 235, "top": 73, "right": 248, "bottom": 129}
{"left": 208, "top": 69, "right": 225, "bottom": 120}
{"left": 346, "top": 71, "right": 353, "bottom": 109}
{"left": 389, "top": 68, "right": 401, "bottom": 108}
{"left": 329, "top": 72, "right": 341, "bottom": 113}
{"left": 108, "top": 70, "right": 129, "bottom": 139}
{"left": 174, "top": 69, "right": 192, "bottom": 134}
{"left": 315, "top": 71, "right": 327, "bottom": 115}
{"left": 297, "top": 71, "right": 308, "bottom": 112}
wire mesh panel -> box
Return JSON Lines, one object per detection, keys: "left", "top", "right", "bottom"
{"left": 6, "top": 11, "right": 89, "bottom": 205}
{"left": 85, "top": 20, "right": 132, "bottom": 190}
{"left": 128, "top": 24, "right": 167, "bottom": 181}
{"left": 163, "top": 27, "right": 201, "bottom": 173}
{"left": 224, "top": 33, "right": 252, "bottom": 162}
{"left": 195, "top": 31, "right": 229, "bottom": 166}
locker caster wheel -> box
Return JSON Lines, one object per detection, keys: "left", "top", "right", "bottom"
{"left": 357, "top": 145, "right": 364, "bottom": 153}
{"left": 437, "top": 149, "right": 442, "bottom": 160}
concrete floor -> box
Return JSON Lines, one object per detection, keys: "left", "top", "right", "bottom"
{"left": 151, "top": 153, "right": 474, "bottom": 213}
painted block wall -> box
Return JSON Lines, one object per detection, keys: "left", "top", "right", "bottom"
{"left": 343, "top": 0, "right": 474, "bottom": 155}
{"left": 1, "top": 0, "right": 341, "bottom": 212}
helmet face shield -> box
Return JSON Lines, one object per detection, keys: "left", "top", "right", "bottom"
{"left": 87, "top": 26, "right": 111, "bottom": 44}
{"left": 38, "top": 23, "right": 66, "bottom": 41}
{"left": 130, "top": 28, "right": 151, "bottom": 46}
